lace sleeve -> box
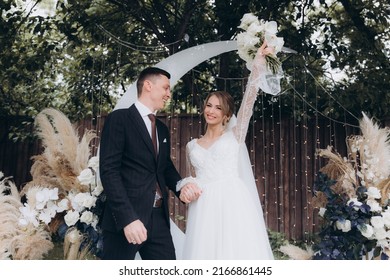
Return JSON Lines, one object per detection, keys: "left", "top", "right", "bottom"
{"left": 185, "top": 142, "right": 196, "bottom": 178}
{"left": 234, "top": 53, "right": 266, "bottom": 144}
{"left": 176, "top": 141, "right": 197, "bottom": 191}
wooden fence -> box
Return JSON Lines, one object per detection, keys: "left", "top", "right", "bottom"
{"left": 0, "top": 114, "right": 361, "bottom": 241}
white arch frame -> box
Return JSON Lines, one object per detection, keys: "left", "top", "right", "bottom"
{"left": 114, "top": 40, "right": 238, "bottom": 110}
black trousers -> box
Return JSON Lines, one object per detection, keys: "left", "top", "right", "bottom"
{"left": 102, "top": 207, "right": 176, "bottom": 260}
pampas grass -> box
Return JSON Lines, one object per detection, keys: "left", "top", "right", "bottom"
{"left": 358, "top": 113, "right": 390, "bottom": 182}
{"left": 1, "top": 108, "right": 98, "bottom": 259}
{"left": 23, "top": 108, "right": 97, "bottom": 195}
{"left": 317, "top": 146, "right": 351, "bottom": 181}
{"left": 63, "top": 227, "right": 90, "bottom": 260}
{"left": 312, "top": 112, "right": 390, "bottom": 259}
{"left": 376, "top": 178, "right": 390, "bottom": 205}
{"left": 316, "top": 113, "right": 390, "bottom": 200}
{"left": 0, "top": 176, "right": 54, "bottom": 260}
{"left": 9, "top": 225, "right": 54, "bottom": 260}
{"left": 0, "top": 176, "right": 23, "bottom": 259}
{"left": 316, "top": 146, "right": 357, "bottom": 198}
{"left": 279, "top": 243, "right": 314, "bottom": 260}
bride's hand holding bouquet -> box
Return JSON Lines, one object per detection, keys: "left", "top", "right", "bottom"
{"left": 236, "top": 13, "right": 285, "bottom": 95}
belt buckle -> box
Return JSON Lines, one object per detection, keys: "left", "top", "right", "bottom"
{"left": 153, "top": 198, "right": 162, "bottom": 208}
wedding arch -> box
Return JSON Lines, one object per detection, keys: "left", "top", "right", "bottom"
{"left": 114, "top": 40, "right": 239, "bottom": 110}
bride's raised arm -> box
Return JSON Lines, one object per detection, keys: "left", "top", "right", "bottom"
{"left": 233, "top": 44, "right": 270, "bottom": 143}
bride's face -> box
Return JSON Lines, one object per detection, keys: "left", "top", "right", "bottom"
{"left": 204, "top": 95, "right": 225, "bottom": 126}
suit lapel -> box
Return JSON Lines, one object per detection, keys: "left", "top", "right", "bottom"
{"left": 155, "top": 120, "right": 166, "bottom": 163}
{"left": 128, "top": 105, "right": 156, "bottom": 157}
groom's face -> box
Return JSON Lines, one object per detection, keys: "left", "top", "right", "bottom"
{"left": 147, "top": 74, "right": 171, "bottom": 111}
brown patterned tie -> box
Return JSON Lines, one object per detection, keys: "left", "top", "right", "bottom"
{"left": 148, "top": 114, "right": 162, "bottom": 201}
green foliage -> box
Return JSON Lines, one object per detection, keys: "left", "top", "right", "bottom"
{"left": 267, "top": 229, "right": 290, "bottom": 260}
{"left": 1, "top": 0, "right": 389, "bottom": 141}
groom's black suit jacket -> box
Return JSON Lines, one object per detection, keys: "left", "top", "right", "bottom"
{"left": 99, "top": 105, "right": 181, "bottom": 233}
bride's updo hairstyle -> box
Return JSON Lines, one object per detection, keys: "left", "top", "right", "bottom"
{"left": 203, "top": 91, "right": 235, "bottom": 126}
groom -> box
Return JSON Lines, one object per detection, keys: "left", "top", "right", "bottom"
{"left": 99, "top": 67, "right": 200, "bottom": 260}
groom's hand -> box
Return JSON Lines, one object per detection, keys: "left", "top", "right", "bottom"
{"left": 124, "top": 219, "right": 147, "bottom": 245}
{"left": 180, "top": 183, "right": 202, "bottom": 203}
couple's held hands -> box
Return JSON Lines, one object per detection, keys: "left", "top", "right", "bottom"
{"left": 124, "top": 219, "right": 147, "bottom": 245}
{"left": 180, "top": 183, "right": 202, "bottom": 204}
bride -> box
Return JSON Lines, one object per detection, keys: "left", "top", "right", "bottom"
{"left": 176, "top": 44, "right": 277, "bottom": 259}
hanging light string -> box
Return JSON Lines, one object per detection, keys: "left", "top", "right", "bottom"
{"left": 190, "top": 66, "right": 358, "bottom": 123}
{"left": 260, "top": 89, "right": 269, "bottom": 222}
{"left": 190, "top": 68, "right": 246, "bottom": 81}
{"left": 278, "top": 90, "right": 285, "bottom": 234}
{"left": 302, "top": 64, "right": 360, "bottom": 122}
{"left": 302, "top": 64, "right": 311, "bottom": 242}
{"left": 191, "top": 65, "right": 360, "bottom": 129}
{"left": 270, "top": 98, "right": 278, "bottom": 228}
{"left": 313, "top": 76, "right": 320, "bottom": 235}
{"left": 292, "top": 62, "right": 298, "bottom": 240}
{"left": 96, "top": 24, "right": 184, "bottom": 53}
{"left": 284, "top": 79, "right": 360, "bottom": 129}
{"left": 94, "top": 29, "right": 359, "bottom": 125}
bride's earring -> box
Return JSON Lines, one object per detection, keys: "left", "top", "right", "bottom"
{"left": 223, "top": 117, "right": 230, "bottom": 127}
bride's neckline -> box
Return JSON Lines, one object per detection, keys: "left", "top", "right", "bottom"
{"left": 195, "top": 131, "right": 227, "bottom": 150}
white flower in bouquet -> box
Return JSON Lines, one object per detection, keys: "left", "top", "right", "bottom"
{"left": 367, "top": 199, "right": 382, "bottom": 212}
{"left": 377, "top": 237, "right": 390, "bottom": 248}
{"left": 19, "top": 203, "right": 39, "bottom": 227}
{"left": 366, "top": 186, "right": 381, "bottom": 200}
{"left": 77, "top": 168, "right": 95, "bottom": 186}
{"left": 81, "top": 193, "right": 97, "bottom": 209}
{"left": 64, "top": 210, "right": 80, "bottom": 226}
{"left": 347, "top": 197, "right": 362, "bottom": 210}
{"left": 374, "top": 227, "right": 388, "bottom": 241}
{"left": 382, "top": 208, "right": 390, "bottom": 227}
{"left": 236, "top": 12, "right": 284, "bottom": 73}
{"left": 69, "top": 191, "right": 97, "bottom": 212}
{"left": 77, "top": 156, "right": 103, "bottom": 195}
{"left": 371, "top": 216, "right": 385, "bottom": 229}
{"left": 91, "top": 216, "right": 99, "bottom": 230}
{"left": 35, "top": 187, "right": 59, "bottom": 209}
{"left": 57, "top": 198, "right": 70, "bottom": 212}
{"left": 238, "top": 13, "right": 259, "bottom": 30}
{"left": 92, "top": 183, "right": 103, "bottom": 197}
{"left": 87, "top": 156, "right": 99, "bottom": 171}
{"left": 336, "top": 219, "right": 351, "bottom": 232}
{"left": 38, "top": 200, "right": 59, "bottom": 224}
{"left": 80, "top": 210, "right": 94, "bottom": 225}
{"left": 38, "top": 208, "right": 56, "bottom": 224}
{"left": 318, "top": 207, "right": 326, "bottom": 217}
{"left": 359, "top": 223, "right": 375, "bottom": 239}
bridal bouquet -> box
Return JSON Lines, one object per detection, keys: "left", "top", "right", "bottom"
{"left": 236, "top": 13, "right": 284, "bottom": 74}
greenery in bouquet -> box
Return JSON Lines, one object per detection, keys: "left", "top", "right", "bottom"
{"left": 236, "top": 13, "right": 284, "bottom": 74}
{"left": 312, "top": 113, "right": 390, "bottom": 260}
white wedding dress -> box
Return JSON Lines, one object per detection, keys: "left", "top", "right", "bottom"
{"left": 178, "top": 57, "right": 275, "bottom": 260}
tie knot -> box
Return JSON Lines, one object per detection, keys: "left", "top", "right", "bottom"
{"left": 148, "top": 114, "right": 155, "bottom": 123}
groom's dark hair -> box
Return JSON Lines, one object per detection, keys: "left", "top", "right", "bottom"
{"left": 137, "top": 67, "right": 171, "bottom": 96}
